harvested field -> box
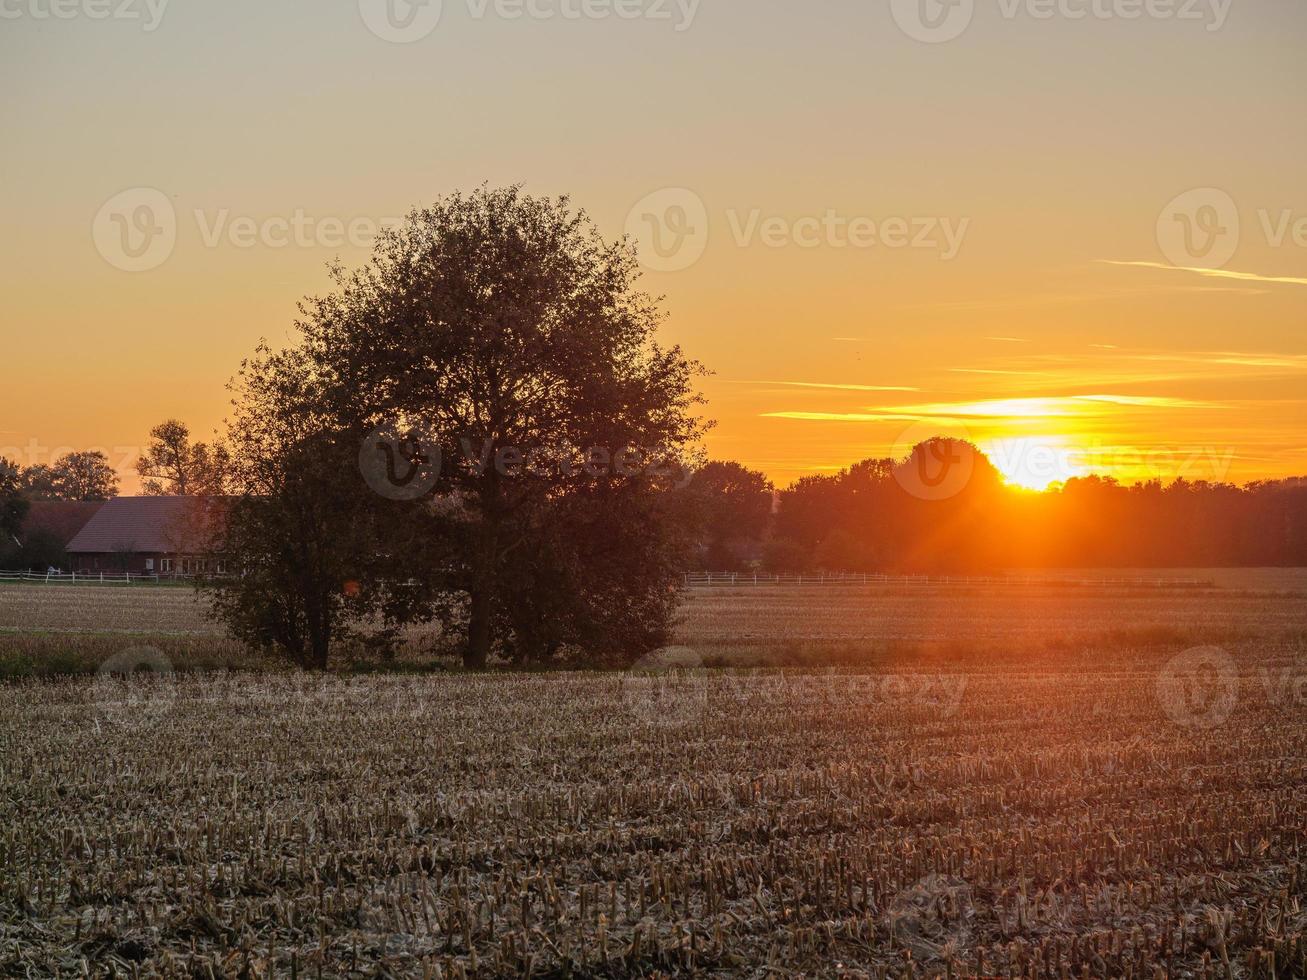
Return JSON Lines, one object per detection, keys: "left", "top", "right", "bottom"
{"left": 2, "top": 644, "right": 1304, "bottom": 977}
{"left": 0, "top": 584, "right": 218, "bottom": 637}
{"left": 676, "top": 581, "right": 1307, "bottom": 662}
{"left": 7, "top": 573, "right": 1307, "bottom": 649}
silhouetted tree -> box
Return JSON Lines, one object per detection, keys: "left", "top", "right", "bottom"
{"left": 18, "top": 464, "right": 60, "bottom": 501}
{"left": 298, "top": 186, "right": 705, "bottom": 667}
{"left": 137, "top": 419, "right": 229, "bottom": 495}
{"left": 24, "top": 452, "right": 119, "bottom": 501}
{"left": 680, "top": 461, "right": 773, "bottom": 569}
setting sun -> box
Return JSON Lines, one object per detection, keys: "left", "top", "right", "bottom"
{"left": 983, "top": 436, "right": 1093, "bottom": 491}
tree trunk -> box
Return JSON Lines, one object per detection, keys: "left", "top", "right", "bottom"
{"left": 306, "top": 589, "right": 331, "bottom": 670}
{"left": 464, "top": 517, "right": 499, "bottom": 670}
{"left": 309, "top": 627, "right": 330, "bottom": 671}
{"left": 465, "top": 584, "right": 492, "bottom": 669}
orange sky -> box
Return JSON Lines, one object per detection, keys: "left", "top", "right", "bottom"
{"left": 3, "top": 1, "right": 1305, "bottom": 493}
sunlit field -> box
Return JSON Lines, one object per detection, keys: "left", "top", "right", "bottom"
{"left": 5, "top": 571, "right": 1306, "bottom": 676}
{"left": 3, "top": 644, "right": 1304, "bottom": 978}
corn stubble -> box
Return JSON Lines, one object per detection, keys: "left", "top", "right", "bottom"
{"left": 1, "top": 651, "right": 1303, "bottom": 978}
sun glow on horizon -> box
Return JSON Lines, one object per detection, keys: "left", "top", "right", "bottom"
{"left": 983, "top": 435, "right": 1093, "bottom": 491}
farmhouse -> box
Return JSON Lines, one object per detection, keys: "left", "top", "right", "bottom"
{"left": 16, "top": 500, "right": 105, "bottom": 551}
{"left": 65, "top": 496, "right": 226, "bottom": 576}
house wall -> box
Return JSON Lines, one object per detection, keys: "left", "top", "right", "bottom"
{"left": 68, "top": 553, "right": 228, "bottom": 575}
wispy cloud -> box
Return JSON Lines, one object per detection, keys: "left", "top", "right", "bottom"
{"left": 1075, "top": 394, "right": 1221, "bottom": 409}
{"left": 764, "top": 394, "right": 1221, "bottom": 424}
{"left": 1099, "top": 260, "right": 1307, "bottom": 287}
{"left": 1127, "top": 351, "right": 1307, "bottom": 370}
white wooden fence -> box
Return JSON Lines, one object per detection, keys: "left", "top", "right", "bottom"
{"left": 0, "top": 569, "right": 197, "bottom": 586}
{"left": 683, "top": 571, "right": 1213, "bottom": 589}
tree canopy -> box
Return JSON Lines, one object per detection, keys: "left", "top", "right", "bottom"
{"left": 19, "top": 451, "right": 119, "bottom": 502}
{"left": 209, "top": 186, "right": 707, "bottom": 668}
{"left": 136, "top": 419, "right": 229, "bottom": 495}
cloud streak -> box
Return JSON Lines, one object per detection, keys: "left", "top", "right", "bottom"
{"left": 764, "top": 394, "right": 1223, "bottom": 424}
{"left": 1099, "top": 260, "right": 1307, "bottom": 287}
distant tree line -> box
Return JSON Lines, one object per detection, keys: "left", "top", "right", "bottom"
{"left": 8, "top": 451, "right": 120, "bottom": 503}
{"left": 694, "top": 449, "right": 1307, "bottom": 572}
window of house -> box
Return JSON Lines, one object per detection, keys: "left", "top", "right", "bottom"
{"left": 161, "top": 559, "right": 172, "bottom": 573}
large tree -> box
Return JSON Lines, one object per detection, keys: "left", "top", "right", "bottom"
{"left": 136, "top": 419, "right": 229, "bottom": 495}
{"left": 294, "top": 186, "right": 705, "bottom": 667}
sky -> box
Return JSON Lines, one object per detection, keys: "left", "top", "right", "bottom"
{"left": 2, "top": 0, "right": 1305, "bottom": 492}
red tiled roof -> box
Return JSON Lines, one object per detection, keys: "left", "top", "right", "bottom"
{"left": 66, "top": 496, "right": 225, "bottom": 555}
{"left": 19, "top": 501, "right": 105, "bottom": 548}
